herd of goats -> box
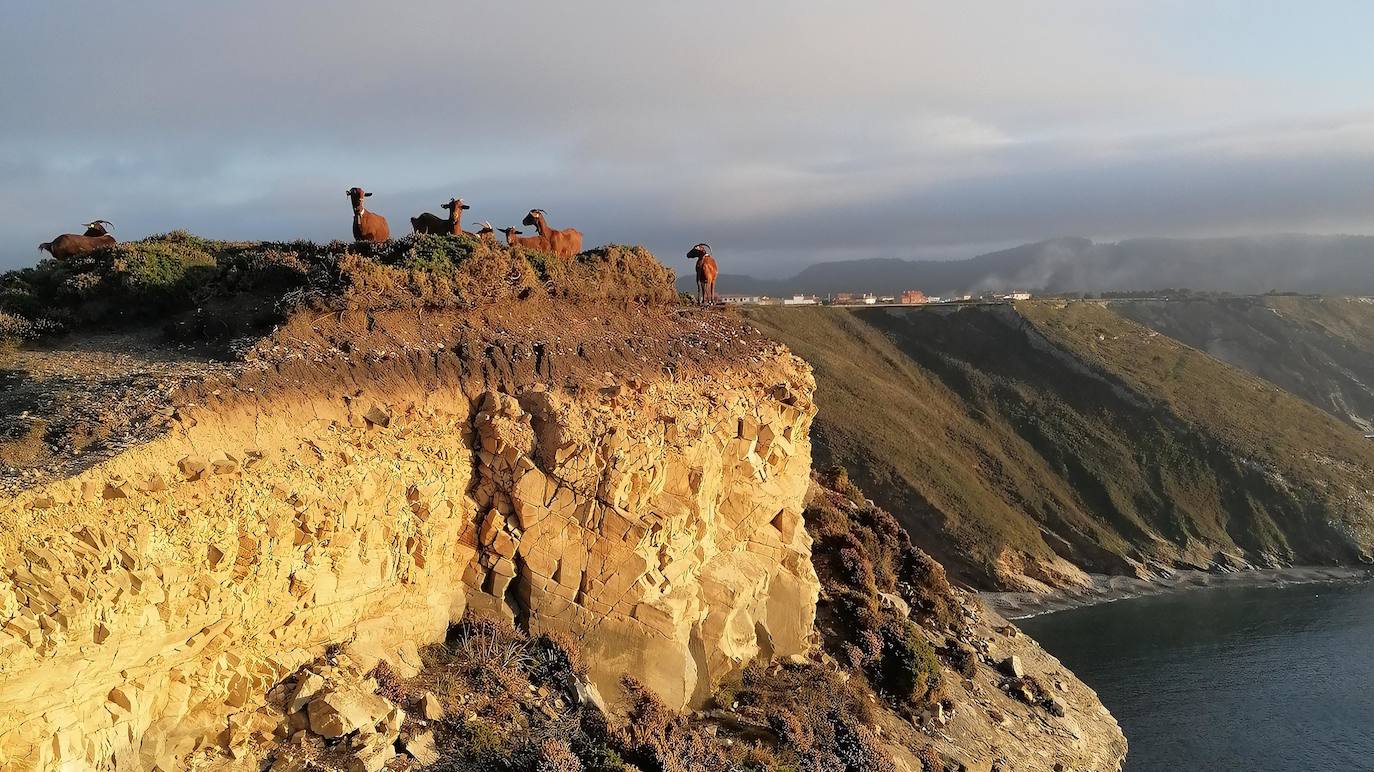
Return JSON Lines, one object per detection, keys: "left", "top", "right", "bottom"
{"left": 34, "top": 187, "right": 722, "bottom": 302}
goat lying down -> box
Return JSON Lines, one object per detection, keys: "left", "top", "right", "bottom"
{"left": 39, "top": 220, "right": 116, "bottom": 260}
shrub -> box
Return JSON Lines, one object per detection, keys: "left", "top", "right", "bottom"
{"left": 875, "top": 619, "right": 942, "bottom": 703}
{"left": 0, "top": 232, "right": 680, "bottom": 348}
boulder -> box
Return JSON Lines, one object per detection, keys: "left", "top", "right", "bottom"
{"left": 346, "top": 733, "right": 395, "bottom": 772}
{"left": 306, "top": 687, "right": 393, "bottom": 739}
{"left": 878, "top": 591, "right": 911, "bottom": 618}
{"left": 288, "top": 672, "right": 326, "bottom": 714}
{"left": 403, "top": 731, "right": 439, "bottom": 766}
{"left": 573, "top": 674, "right": 608, "bottom": 715}
{"left": 1000, "top": 655, "right": 1024, "bottom": 679}
{"left": 418, "top": 692, "right": 444, "bottom": 721}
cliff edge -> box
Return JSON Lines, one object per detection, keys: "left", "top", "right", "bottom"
{"left": 0, "top": 235, "right": 1125, "bottom": 770}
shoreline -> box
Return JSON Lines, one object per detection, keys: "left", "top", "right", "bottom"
{"left": 982, "top": 565, "right": 1374, "bottom": 619}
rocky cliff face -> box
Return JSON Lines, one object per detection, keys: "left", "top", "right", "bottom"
{"left": 0, "top": 291, "right": 817, "bottom": 768}
{"left": 0, "top": 237, "right": 1127, "bottom": 771}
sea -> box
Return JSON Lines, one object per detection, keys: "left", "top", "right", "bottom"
{"left": 1019, "top": 579, "right": 1374, "bottom": 772}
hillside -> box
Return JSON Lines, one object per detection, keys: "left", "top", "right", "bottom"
{"left": 1111, "top": 296, "right": 1374, "bottom": 432}
{"left": 744, "top": 301, "right": 1374, "bottom": 591}
{"left": 0, "top": 236, "right": 1125, "bottom": 770}
{"left": 691, "top": 234, "right": 1374, "bottom": 296}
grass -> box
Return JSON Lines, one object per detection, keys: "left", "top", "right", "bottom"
{"left": 1111, "top": 295, "right": 1374, "bottom": 432}
{"left": 0, "top": 232, "right": 679, "bottom": 348}
{"left": 747, "top": 302, "right": 1374, "bottom": 589}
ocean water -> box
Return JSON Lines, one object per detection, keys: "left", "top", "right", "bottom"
{"left": 1019, "top": 579, "right": 1374, "bottom": 772}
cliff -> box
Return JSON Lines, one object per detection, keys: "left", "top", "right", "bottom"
{"left": 0, "top": 237, "right": 820, "bottom": 768}
{"left": 0, "top": 236, "right": 1125, "bottom": 770}
{"left": 745, "top": 301, "right": 1374, "bottom": 591}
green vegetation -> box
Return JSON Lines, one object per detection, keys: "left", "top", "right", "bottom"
{"left": 1111, "top": 295, "right": 1374, "bottom": 432}
{"left": 746, "top": 302, "right": 1374, "bottom": 589}
{"left": 805, "top": 470, "right": 955, "bottom": 710}
{"left": 0, "top": 232, "right": 678, "bottom": 349}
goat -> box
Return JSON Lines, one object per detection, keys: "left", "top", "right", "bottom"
{"left": 346, "top": 187, "right": 390, "bottom": 242}
{"left": 687, "top": 243, "right": 718, "bottom": 304}
{"left": 475, "top": 221, "right": 497, "bottom": 243}
{"left": 39, "top": 220, "right": 117, "bottom": 261}
{"left": 410, "top": 197, "right": 470, "bottom": 236}
{"left": 521, "top": 209, "right": 583, "bottom": 258}
{"left": 502, "top": 227, "right": 547, "bottom": 251}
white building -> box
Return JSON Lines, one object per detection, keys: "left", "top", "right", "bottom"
{"left": 783, "top": 294, "right": 820, "bottom": 306}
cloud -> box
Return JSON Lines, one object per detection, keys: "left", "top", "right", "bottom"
{"left": 3, "top": 1, "right": 1373, "bottom": 273}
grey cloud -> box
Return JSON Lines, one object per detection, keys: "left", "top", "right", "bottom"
{"left": 3, "top": 2, "right": 1373, "bottom": 274}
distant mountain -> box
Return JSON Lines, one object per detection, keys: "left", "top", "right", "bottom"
{"left": 681, "top": 235, "right": 1374, "bottom": 296}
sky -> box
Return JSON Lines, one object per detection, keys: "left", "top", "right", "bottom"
{"left": 5, "top": 1, "right": 1374, "bottom": 275}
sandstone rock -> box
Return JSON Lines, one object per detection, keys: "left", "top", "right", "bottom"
{"left": 418, "top": 692, "right": 444, "bottom": 721}
{"left": 1046, "top": 696, "right": 1067, "bottom": 717}
{"left": 403, "top": 730, "right": 439, "bottom": 766}
{"left": 288, "top": 672, "right": 326, "bottom": 713}
{"left": 573, "top": 674, "right": 608, "bottom": 715}
{"left": 362, "top": 406, "right": 391, "bottom": 429}
{"left": 1001, "top": 655, "right": 1025, "bottom": 679}
{"left": 878, "top": 591, "right": 911, "bottom": 618}
{"left": 208, "top": 450, "right": 239, "bottom": 475}
{"left": 177, "top": 455, "right": 208, "bottom": 480}
{"left": 0, "top": 336, "right": 824, "bottom": 768}
{"left": 306, "top": 687, "right": 393, "bottom": 739}
{"left": 347, "top": 732, "right": 395, "bottom": 772}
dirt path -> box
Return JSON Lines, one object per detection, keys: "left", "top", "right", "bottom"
{"left": 0, "top": 331, "right": 234, "bottom": 494}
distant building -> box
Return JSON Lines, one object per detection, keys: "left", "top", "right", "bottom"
{"left": 900, "top": 290, "right": 928, "bottom": 304}
{"left": 831, "top": 292, "right": 861, "bottom": 305}
{"left": 720, "top": 294, "right": 765, "bottom": 305}
{"left": 1006, "top": 291, "right": 1032, "bottom": 301}
{"left": 863, "top": 294, "right": 879, "bottom": 305}
{"left": 783, "top": 294, "right": 819, "bottom": 306}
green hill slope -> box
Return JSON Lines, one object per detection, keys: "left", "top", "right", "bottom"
{"left": 745, "top": 302, "right": 1374, "bottom": 590}
{"left": 1111, "top": 296, "right": 1374, "bottom": 433}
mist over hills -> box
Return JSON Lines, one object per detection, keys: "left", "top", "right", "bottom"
{"left": 686, "top": 235, "right": 1374, "bottom": 297}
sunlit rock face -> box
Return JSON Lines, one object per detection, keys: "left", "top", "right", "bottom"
{"left": 0, "top": 300, "right": 818, "bottom": 770}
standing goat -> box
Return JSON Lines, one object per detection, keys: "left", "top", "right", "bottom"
{"left": 39, "top": 220, "right": 116, "bottom": 260}
{"left": 475, "top": 221, "right": 497, "bottom": 243}
{"left": 502, "top": 227, "right": 547, "bottom": 250}
{"left": 521, "top": 209, "right": 583, "bottom": 258}
{"left": 687, "top": 243, "right": 718, "bottom": 304}
{"left": 410, "top": 197, "right": 471, "bottom": 236}
{"left": 347, "top": 187, "right": 390, "bottom": 242}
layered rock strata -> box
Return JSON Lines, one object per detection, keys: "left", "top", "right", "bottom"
{"left": 0, "top": 303, "right": 818, "bottom": 770}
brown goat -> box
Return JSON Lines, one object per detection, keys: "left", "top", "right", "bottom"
{"left": 347, "top": 187, "right": 390, "bottom": 242}
{"left": 475, "top": 221, "right": 497, "bottom": 243}
{"left": 521, "top": 209, "right": 583, "bottom": 258}
{"left": 39, "top": 220, "right": 117, "bottom": 260}
{"left": 410, "top": 197, "right": 471, "bottom": 236}
{"left": 502, "top": 227, "right": 547, "bottom": 251}
{"left": 687, "top": 243, "right": 718, "bottom": 304}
